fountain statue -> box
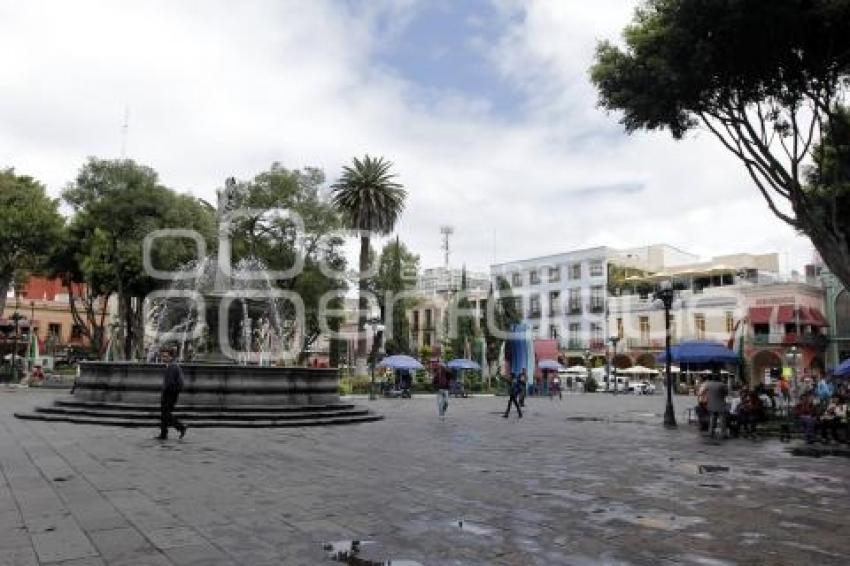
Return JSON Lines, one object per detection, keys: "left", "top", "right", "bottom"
{"left": 15, "top": 178, "right": 381, "bottom": 428}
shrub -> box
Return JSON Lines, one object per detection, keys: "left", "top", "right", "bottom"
{"left": 585, "top": 376, "right": 599, "bottom": 392}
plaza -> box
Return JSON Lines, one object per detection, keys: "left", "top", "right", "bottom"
{"left": 2, "top": 388, "right": 849, "bottom": 565}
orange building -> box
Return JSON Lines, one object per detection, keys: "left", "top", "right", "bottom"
{"left": 1, "top": 276, "right": 110, "bottom": 353}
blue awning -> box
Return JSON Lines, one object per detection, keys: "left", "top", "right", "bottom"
{"left": 656, "top": 340, "right": 739, "bottom": 365}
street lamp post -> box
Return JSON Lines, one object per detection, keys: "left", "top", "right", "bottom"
{"left": 10, "top": 311, "right": 23, "bottom": 383}
{"left": 584, "top": 348, "right": 591, "bottom": 393}
{"left": 608, "top": 335, "right": 620, "bottom": 395}
{"left": 654, "top": 280, "right": 677, "bottom": 428}
{"left": 367, "top": 318, "right": 384, "bottom": 401}
{"left": 785, "top": 345, "right": 800, "bottom": 401}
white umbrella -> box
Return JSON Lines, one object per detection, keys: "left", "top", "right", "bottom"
{"left": 562, "top": 365, "right": 588, "bottom": 374}
{"left": 619, "top": 365, "right": 659, "bottom": 375}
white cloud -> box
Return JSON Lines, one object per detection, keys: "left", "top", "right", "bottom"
{"left": 0, "top": 0, "right": 814, "bottom": 278}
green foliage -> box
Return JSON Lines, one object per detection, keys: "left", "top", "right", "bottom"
{"left": 484, "top": 277, "right": 522, "bottom": 367}
{"left": 331, "top": 154, "right": 406, "bottom": 361}
{"left": 585, "top": 376, "right": 599, "bottom": 393}
{"left": 224, "top": 163, "right": 348, "bottom": 360}
{"left": 60, "top": 158, "right": 216, "bottom": 358}
{"left": 0, "top": 169, "right": 64, "bottom": 311}
{"left": 371, "top": 238, "right": 419, "bottom": 355}
{"left": 331, "top": 155, "right": 406, "bottom": 235}
{"left": 591, "top": 0, "right": 850, "bottom": 289}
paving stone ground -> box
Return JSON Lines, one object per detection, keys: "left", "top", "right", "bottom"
{"left": 1, "top": 388, "right": 849, "bottom": 565}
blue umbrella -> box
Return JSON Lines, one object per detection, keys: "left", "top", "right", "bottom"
{"left": 377, "top": 355, "right": 424, "bottom": 371}
{"left": 538, "top": 359, "right": 564, "bottom": 371}
{"left": 447, "top": 358, "right": 480, "bottom": 370}
{"left": 656, "top": 340, "right": 739, "bottom": 365}
{"left": 833, "top": 358, "right": 850, "bottom": 378}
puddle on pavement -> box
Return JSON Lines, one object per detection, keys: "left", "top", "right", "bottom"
{"left": 566, "top": 416, "right": 606, "bottom": 422}
{"left": 323, "top": 540, "right": 422, "bottom": 565}
{"left": 587, "top": 503, "right": 704, "bottom": 531}
{"left": 677, "top": 554, "right": 735, "bottom": 566}
{"left": 52, "top": 475, "right": 72, "bottom": 482}
{"left": 452, "top": 520, "right": 494, "bottom": 536}
{"left": 790, "top": 445, "right": 850, "bottom": 459}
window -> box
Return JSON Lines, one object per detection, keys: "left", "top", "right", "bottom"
{"left": 531, "top": 324, "right": 540, "bottom": 337}
{"left": 694, "top": 313, "right": 706, "bottom": 340}
{"left": 570, "top": 263, "right": 582, "bottom": 280}
{"left": 48, "top": 323, "right": 61, "bottom": 338}
{"left": 424, "top": 332, "right": 432, "bottom": 347}
{"left": 725, "top": 311, "right": 735, "bottom": 333}
{"left": 548, "top": 267, "right": 561, "bottom": 283}
{"left": 511, "top": 272, "right": 522, "bottom": 287}
{"left": 569, "top": 323, "right": 581, "bottom": 347}
{"left": 425, "top": 309, "right": 433, "bottom": 329}
{"left": 616, "top": 318, "right": 623, "bottom": 339}
{"left": 590, "top": 322, "right": 603, "bottom": 347}
{"left": 549, "top": 291, "right": 561, "bottom": 315}
{"left": 568, "top": 288, "right": 582, "bottom": 314}
{"left": 529, "top": 295, "right": 541, "bottom": 317}
{"left": 529, "top": 270, "right": 540, "bottom": 285}
{"left": 669, "top": 315, "right": 677, "bottom": 341}
{"left": 549, "top": 324, "right": 560, "bottom": 340}
{"left": 589, "top": 286, "right": 605, "bottom": 313}
{"left": 71, "top": 324, "right": 84, "bottom": 339}
{"left": 639, "top": 317, "right": 650, "bottom": 343}
{"left": 590, "top": 261, "right": 605, "bottom": 277}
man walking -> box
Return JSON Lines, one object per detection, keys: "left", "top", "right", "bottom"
{"left": 503, "top": 373, "right": 523, "bottom": 419}
{"left": 705, "top": 374, "right": 728, "bottom": 440}
{"left": 159, "top": 349, "right": 187, "bottom": 440}
{"left": 433, "top": 361, "right": 450, "bottom": 419}
{"left": 518, "top": 368, "right": 528, "bottom": 407}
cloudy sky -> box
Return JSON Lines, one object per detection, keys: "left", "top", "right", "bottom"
{"left": 0, "top": 0, "right": 814, "bottom": 275}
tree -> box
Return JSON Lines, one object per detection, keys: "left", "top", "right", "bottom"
{"left": 331, "top": 155, "right": 406, "bottom": 371}
{"left": 225, "top": 164, "right": 348, "bottom": 362}
{"left": 484, "top": 276, "right": 522, "bottom": 375}
{"left": 590, "top": 0, "right": 850, "bottom": 288}
{"left": 62, "top": 158, "right": 216, "bottom": 359}
{"left": 0, "top": 169, "right": 64, "bottom": 314}
{"left": 450, "top": 265, "right": 477, "bottom": 361}
{"left": 372, "top": 237, "right": 419, "bottom": 355}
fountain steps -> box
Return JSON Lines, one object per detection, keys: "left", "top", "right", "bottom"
{"left": 15, "top": 398, "right": 383, "bottom": 428}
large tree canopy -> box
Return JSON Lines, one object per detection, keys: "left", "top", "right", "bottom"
{"left": 0, "top": 169, "right": 64, "bottom": 314}
{"left": 591, "top": 0, "right": 850, "bottom": 287}
{"left": 61, "top": 158, "right": 216, "bottom": 359}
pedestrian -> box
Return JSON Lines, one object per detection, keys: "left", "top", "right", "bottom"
{"left": 794, "top": 393, "right": 817, "bottom": 444}
{"left": 158, "top": 349, "right": 187, "bottom": 440}
{"left": 502, "top": 373, "right": 523, "bottom": 419}
{"left": 518, "top": 369, "right": 527, "bottom": 408}
{"left": 705, "top": 373, "right": 728, "bottom": 440}
{"left": 552, "top": 374, "right": 562, "bottom": 400}
{"left": 433, "top": 361, "right": 450, "bottom": 419}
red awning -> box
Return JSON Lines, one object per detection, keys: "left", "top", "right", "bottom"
{"left": 777, "top": 305, "right": 796, "bottom": 324}
{"left": 748, "top": 306, "right": 773, "bottom": 324}
{"left": 806, "top": 307, "right": 829, "bottom": 327}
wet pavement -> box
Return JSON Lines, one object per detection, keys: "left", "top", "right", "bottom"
{"left": 1, "top": 388, "right": 849, "bottom": 565}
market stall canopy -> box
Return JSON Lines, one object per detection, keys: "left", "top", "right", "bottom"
{"left": 834, "top": 358, "right": 850, "bottom": 378}
{"left": 538, "top": 359, "right": 564, "bottom": 371}
{"left": 656, "top": 340, "right": 740, "bottom": 365}
{"left": 562, "top": 365, "right": 589, "bottom": 374}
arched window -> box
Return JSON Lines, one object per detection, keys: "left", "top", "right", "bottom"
{"left": 836, "top": 291, "right": 850, "bottom": 337}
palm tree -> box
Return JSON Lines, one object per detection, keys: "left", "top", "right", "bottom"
{"left": 331, "top": 155, "right": 406, "bottom": 372}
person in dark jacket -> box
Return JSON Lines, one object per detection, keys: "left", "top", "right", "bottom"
{"left": 433, "top": 362, "right": 450, "bottom": 419}
{"left": 502, "top": 373, "right": 523, "bottom": 419}
{"left": 158, "top": 350, "right": 187, "bottom": 440}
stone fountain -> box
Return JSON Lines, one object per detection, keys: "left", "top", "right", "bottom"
{"left": 15, "top": 179, "right": 381, "bottom": 428}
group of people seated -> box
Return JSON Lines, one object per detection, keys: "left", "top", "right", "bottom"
{"left": 793, "top": 380, "right": 849, "bottom": 444}
{"left": 694, "top": 374, "right": 849, "bottom": 443}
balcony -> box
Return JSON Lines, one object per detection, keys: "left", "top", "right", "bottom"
{"left": 566, "top": 340, "right": 587, "bottom": 350}
{"left": 528, "top": 309, "right": 541, "bottom": 319}
{"left": 589, "top": 339, "right": 606, "bottom": 350}
{"left": 567, "top": 303, "right": 582, "bottom": 315}
{"left": 750, "top": 333, "right": 828, "bottom": 348}
{"left": 627, "top": 337, "right": 664, "bottom": 349}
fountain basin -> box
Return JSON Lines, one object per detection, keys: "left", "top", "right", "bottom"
{"left": 71, "top": 361, "right": 341, "bottom": 406}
